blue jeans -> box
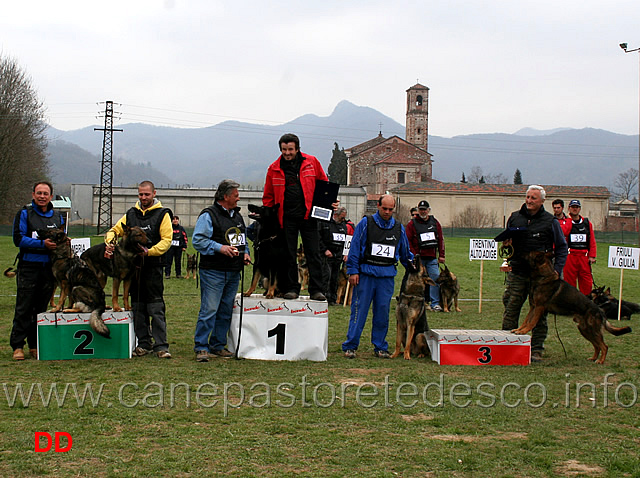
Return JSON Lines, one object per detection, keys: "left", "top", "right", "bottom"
{"left": 342, "top": 273, "right": 395, "bottom": 353}
{"left": 421, "top": 257, "right": 441, "bottom": 307}
{"left": 194, "top": 268, "right": 240, "bottom": 352}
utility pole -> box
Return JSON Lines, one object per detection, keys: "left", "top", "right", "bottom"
{"left": 94, "top": 101, "right": 122, "bottom": 234}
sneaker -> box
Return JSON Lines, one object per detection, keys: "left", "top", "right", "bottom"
{"left": 344, "top": 349, "right": 356, "bottom": 359}
{"left": 373, "top": 350, "right": 390, "bottom": 359}
{"left": 132, "top": 346, "right": 153, "bottom": 357}
{"left": 530, "top": 352, "right": 543, "bottom": 363}
{"left": 211, "top": 348, "right": 234, "bottom": 358}
{"left": 157, "top": 350, "right": 172, "bottom": 359}
{"left": 195, "top": 350, "right": 209, "bottom": 362}
{"left": 12, "top": 348, "right": 25, "bottom": 361}
{"left": 165, "top": 276, "right": 171, "bottom": 279}
{"left": 310, "top": 292, "right": 326, "bottom": 301}
{"left": 431, "top": 305, "right": 443, "bottom": 312}
{"left": 283, "top": 291, "right": 298, "bottom": 300}
{"left": 29, "top": 349, "right": 38, "bottom": 359}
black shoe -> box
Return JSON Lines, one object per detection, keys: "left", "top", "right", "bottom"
{"left": 284, "top": 291, "right": 298, "bottom": 300}
{"left": 373, "top": 350, "right": 390, "bottom": 359}
{"left": 530, "top": 352, "right": 543, "bottom": 363}
{"left": 310, "top": 292, "right": 326, "bottom": 301}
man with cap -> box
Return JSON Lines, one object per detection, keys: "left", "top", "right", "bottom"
{"left": 405, "top": 199, "right": 445, "bottom": 311}
{"left": 563, "top": 199, "right": 597, "bottom": 295}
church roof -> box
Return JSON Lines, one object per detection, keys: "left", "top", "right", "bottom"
{"left": 392, "top": 182, "right": 610, "bottom": 198}
{"left": 373, "top": 151, "right": 431, "bottom": 166}
{"left": 406, "top": 83, "right": 429, "bottom": 91}
{"left": 347, "top": 135, "right": 431, "bottom": 157}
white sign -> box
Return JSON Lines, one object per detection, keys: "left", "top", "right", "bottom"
{"left": 342, "top": 235, "right": 353, "bottom": 256}
{"left": 228, "top": 294, "right": 328, "bottom": 361}
{"left": 608, "top": 246, "right": 640, "bottom": 270}
{"left": 71, "top": 238, "right": 91, "bottom": 257}
{"left": 469, "top": 239, "right": 498, "bottom": 261}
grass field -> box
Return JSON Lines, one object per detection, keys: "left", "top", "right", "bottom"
{"left": 0, "top": 233, "right": 639, "bottom": 477}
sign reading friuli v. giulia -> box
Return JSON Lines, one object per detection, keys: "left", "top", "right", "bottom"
{"left": 608, "top": 246, "right": 640, "bottom": 270}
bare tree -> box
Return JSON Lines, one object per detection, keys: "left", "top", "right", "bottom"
{"left": 467, "top": 166, "right": 508, "bottom": 184}
{"left": 484, "top": 173, "right": 508, "bottom": 184}
{"left": 613, "top": 168, "right": 638, "bottom": 201}
{"left": 467, "top": 166, "right": 483, "bottom": 183}
{"left": 0, "top": 55, "right": 49, "bottom": 223}
{"left": 451, "top": 206, "right": 500, "bottom": 228}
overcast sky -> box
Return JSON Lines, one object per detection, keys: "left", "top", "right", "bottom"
{"left": 2, "top": 0, "right": 640, "bottom": 138}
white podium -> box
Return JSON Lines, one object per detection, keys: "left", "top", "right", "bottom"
{"left": 228, "top": 294, "right": 328, "bottom": 361}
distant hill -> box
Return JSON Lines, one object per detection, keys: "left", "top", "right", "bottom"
{"left": 45, "top": 101, "right": 639, "bottom": 190}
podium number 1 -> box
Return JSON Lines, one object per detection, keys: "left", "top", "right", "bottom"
{"left": 73, "top": 330, "right": 95, "bottom": 355}
{"left": 267, "top": 323, "right": 286, "bottom": 355}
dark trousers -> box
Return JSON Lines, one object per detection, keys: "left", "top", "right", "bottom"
{"left": 10, "top": 264, "right": 54, "bottom": 350}
{"left": 501, "top": 271, "right": 548, "bottom": 353}
{"left": 164, "top": 247, "right": 183, "bottom": 277}
{"left": 130, "top": 262, "right": 169, "bottom": 352}
{"left": 282, "top": 216, "right": 324, "bottom": 295}
{"left": 325, "top": 256, "right": 343, "bottom": 303}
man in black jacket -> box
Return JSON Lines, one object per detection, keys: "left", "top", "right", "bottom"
{"left": 164, "top": 215, "right": 188, "bottom": 278}
{"left": 500, "top": 185, "right": 567, "bottom": 362}
{"left": 319, "top": 206, "right": 349, "bottom": 305}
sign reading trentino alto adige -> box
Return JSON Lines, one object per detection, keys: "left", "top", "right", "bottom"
{"left": 469, "top": 239, "right": 498, "bottom": 261}
{"left": 608, "top": 246, "right": 640, "bottom": 270}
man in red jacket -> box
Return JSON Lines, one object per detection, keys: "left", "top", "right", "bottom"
{"left": 262, "top": 133, "right": 330, "bottom": 301}
{"left": 563, "top": 199, "right": 597, "bottom": 295}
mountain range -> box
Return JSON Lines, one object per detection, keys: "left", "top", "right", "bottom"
{"left": 45, "top": 100, "right": 639, "bottom": 192}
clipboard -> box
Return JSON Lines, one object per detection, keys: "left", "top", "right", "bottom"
{"left": 311, "top": 180, "right": 339, "bottom": 221}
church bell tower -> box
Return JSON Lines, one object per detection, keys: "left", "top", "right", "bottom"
{"left": 406, "top": 83, "right": 429, "bottom": 151}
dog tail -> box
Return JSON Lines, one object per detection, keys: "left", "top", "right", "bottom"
{"left": 624, "top": 301, "right": 640, "bottom": 314}
{"left": 4, "top": 267, "right": 16, "bottom": 278}
{"left": 89, "top": 308, "right": 111, "bottom": 339}
{"left": 603, "top": 319, "right": 632, "bottom": 336}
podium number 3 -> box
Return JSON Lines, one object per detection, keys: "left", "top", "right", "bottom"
{"left": 477, "top": 346, "right": 492, "bottom": 364}
{"left": 267, "top": 323, "right": 286, "bottom": 355}
{"left": 73, "top": 330, "right": 95, "bottom": 355}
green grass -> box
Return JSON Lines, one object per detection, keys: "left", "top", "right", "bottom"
{"left": 0, "top": 234, "right": 639, "bottom": 477}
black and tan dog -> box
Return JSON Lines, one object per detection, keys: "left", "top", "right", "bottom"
{"left": 185, "top": 253, "right": 198, "bottom": 279}
{"left": 36, "top": 229, "right": 109, "bottom": 338}
{"left": 37, "top": 228, "right": 74, "bottom": 312}
{"left": 589, "top": 286, "right": 640, "bottom": 321}
{"left": 297, "top": 244, "right": 309, "bottom": 292}
{"left": 436, "top": 265, "right": 461, "bottom": 312}
{"left": 244, "top": 204, "right": 285, "bottom": 299}
{"left": 336, "top": 262, "right": 352, "bottom": 306}
{"left": 391, "top": 258, "right": 435, "bottom": 360}
{"left": 81, "top": 225, "right": 148, "bottom": 312}
{"left": 512, "top": 251, "right": 632, "bottom": 364}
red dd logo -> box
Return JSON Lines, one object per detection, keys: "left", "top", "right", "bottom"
{"left": 34, "top": 432, "right": 73, "bottom": 452}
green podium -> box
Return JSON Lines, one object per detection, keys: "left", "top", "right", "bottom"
{"left": 37, "top": 311, "right": 134, "bottom": 360}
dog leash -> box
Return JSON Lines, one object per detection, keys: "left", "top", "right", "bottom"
{"left": 234, "top": 262, "right": 245, "bottom": 360}
{"left": 553, "top": 313, "right": 568, "bottom": 359}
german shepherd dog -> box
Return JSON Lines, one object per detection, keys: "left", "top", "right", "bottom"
{"left": 391, "top": 258, "right": 436, "bottom": 360}
{"left": 512, "top": 251, "right": 632, "bottom": 364}
{"left": 37, "top": 228, "right": 74, "bottom": 313}
{"left": 297, "top": 244, "right": 309, "bottom": 291}
{"left": 185, "top": 253, "right": 198, "bottom": 279}
{"left": 36, "top": 229, "right": 110, "bottom": 338}
{"left": 589, "top": 286, "right": 640, "bottom": 321}
{"left": 81, "top": 225, "right": 148, "bottom": 312}
{"left": 243, "top": 204, "right": 286, "bottom": 299}
{"left": 336, "top": 262, "right": 352, "bottom": 306}
{"left": 436, "top": 265, "right": 461, "bottom": 312}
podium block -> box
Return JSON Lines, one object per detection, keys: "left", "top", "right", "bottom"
{"left": 37, "top": 311, "right": 135, "bottom": 360}
{"left": 228, "top": 294, "right": 328, "bottom": 361}
{"left": 426, "top": 329, "right": 531, "bottom": 366}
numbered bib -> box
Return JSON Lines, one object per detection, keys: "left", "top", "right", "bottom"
{"left": 420, "top": 232, "right": 436, "bottom": 243}
{"left": 371, "top": 242, "right": 395, "bottom": 258}
{"left": 332, "top": 233, "right": 346, "bottom": 242}
{"left": 228, "top": 232, "right": 246, "bottom": 247}
{"left": 343, "top": 235, "right": 353, "bottom": 256}
{"left": 171, "top": 239, "right": 180, "bottom": 247}
{"left": 570, "top": 234, "right": 587, "bottom": 244}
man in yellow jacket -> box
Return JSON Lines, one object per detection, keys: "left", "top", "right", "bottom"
{"left": 106, "top": 180, "right": 173, "bottom": 358}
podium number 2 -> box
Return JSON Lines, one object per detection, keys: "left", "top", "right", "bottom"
{"left": 267, "top": 323, "right": 286, "bottom": 355}
{"left": 73, "top": 330, "right": 95, "bottom": 355}
{"left": 477, "top": 346, "right": 492, "bottom": 364}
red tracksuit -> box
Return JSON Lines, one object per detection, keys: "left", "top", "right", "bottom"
{"left": 563, "top": 216, "right": 596, "bottom": 295}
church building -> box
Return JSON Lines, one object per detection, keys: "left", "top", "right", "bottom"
{"left": 346, "top": 83, "right": 436, "bottom": 194}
